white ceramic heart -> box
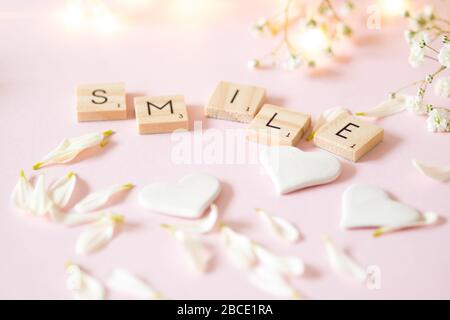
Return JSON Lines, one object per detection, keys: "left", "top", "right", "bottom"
{"left": 260, "top": 146, "right": 342, "bottom": 194}
{"left": 139, "top": 173, "right": 221, "bottom": 219}
{"left": 341, "top": 184, "right": 421, "bottom": 228}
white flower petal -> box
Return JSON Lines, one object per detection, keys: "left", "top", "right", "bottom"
{"left": 33, "top": 130, "right": 113, "bottom": 170}
{"left": 161, "top": 204, "right": 218, "bottom": 234}
{"left": 28, "top": 174, "right": 54, "bottom": 216}
{"left": 75, "top": 214, "right": 123, "bottom": 255}
{"left": 107, "top": 269, "right": 162, "bottom": 300}
{"left": 248, "top": 266, "right": 301, "bottom": 299}
{"left": 48, "top": 172, "right": 77, "bottom": 209}
{"left": 220, "top": 225, "right": 257, "bottom": 270}
{"left": 412, "top": 159, "right": 450, "bottom": 182}
{"left": 255, "top": 208, "right": 300, "bottom": 243}
{"left": 163, "top": 227, "right": 212, "bottom": 273}
{"left": 307, "top": 107, "right": 351, "bottom": 140}
{"left": 373, "top": 212, "right": 439, "bottom": 237}
{"left": 253, "top": 245, "right": 305, "bottom": 276}
{"left": 65, "top": 262, "right": 105, "bottom": 300}
{"left": 74, "top": 183, "right": 134, "bottom": 213}
{"left": 11, "top": 170, "right": 33, "bottom": 212}
{"left": 356, "top": 95, "right": 406, "bottom": 119}
{"left": 323, "top": 235, "right": 366, "bottom": 283}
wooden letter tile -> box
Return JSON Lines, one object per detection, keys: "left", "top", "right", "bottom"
{"left": 205, "top": 81, "right": 266, "bottom": 123}
{"left": 246, "top": 104, "right": 311, "bottom": 146}
{"left": 313, "top": 114, "right": 384, "bottom": 162}
{"left": 77, "top": 82, "right": 127, "bottom": 122}
{"left": 134, "top": 95, "right": 189, "bottom": 134}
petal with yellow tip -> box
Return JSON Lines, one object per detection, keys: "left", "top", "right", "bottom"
{"left": 11, "top": 170, "right": 34, "bottom": 212}
{"left": 65, "top": 263, "right": 105, "bottom": 300}
{"left": 373, "top": 211, "right": 439, "bottom": 237}
{"left": 74, "top": 183, "right": 134, "bottom": 213}
{"left": 33, "top": 130, "right": 113, "bottom": 169}
{"left": 48, "top": 172, "right": 77, "bottom": 209}
{"left": 75, "top": 213, "right": 123, "bottom": 255}
{"left": 307, "top": 107, "right": 350, "bottom": 141}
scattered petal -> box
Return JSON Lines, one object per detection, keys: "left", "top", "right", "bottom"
{"left": 253, "top": 245, "right": 305, "bottom": 277}
{"left": 74, "top": 183, "right": 134, "bottom": 213}
{"left": 107, "top": 269, "right": 162, "bottom": 300}
{"left": 248, "top": 265, "right": 301, "bottom": 299}
{"left": 322, "top": 235, "right": 366, "bottom": 283}
{"left": 220, "top": 225, "right": 256, "bottom": 270}
{"left": 33, "top": 130, "right": 113, "bottom": 170}
{"left": 65, "top": 262, "right": 104, "bottom": 300}
{"left": 373, "top": 212, "right": 439, "bottom": 237}
{"left": 11, "top": 170, "right": 33, "bottom": 212}
{"left": 356, "top": 95, "right": 406, "bottom": 119}
{"left": 255, "top": 208, "right": 300, "bottom": 243}
{"left": 161, "top": 204, "right": 219, "bottom": 234}
{"left": 75, "top": 214, "right": 124, "bottom": 255}
{"left": 163, "top": 226, "right": 211, "bottom": 273}
{"left": 307, "top": 107, "right": 351, "bottom": 141}
{"left": 28, "top": 174, "right": 54, "bottom": 216}
{"left": 48, "top": 172, "right": 77, "bottom": 209}
{"left": 412, "top": 159, "right": 450, "bottom": 182}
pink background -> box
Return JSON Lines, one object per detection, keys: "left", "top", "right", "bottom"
{"left": 0, "top": 0, "right": 449, "bottom": 299}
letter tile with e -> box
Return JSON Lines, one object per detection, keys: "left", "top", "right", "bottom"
{"left": 313, "top": 114, "right": 384, "bottom": 162}
{"left": 77, "top": 82, "right": 127, "bottom": 122}
{"left": 246, "top": 104, "right": 311, "bottom": 146}
{"left": 134, "top": 95, "right": 189, "bottom": 134}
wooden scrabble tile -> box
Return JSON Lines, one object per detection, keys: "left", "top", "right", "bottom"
{"left": 313, "top": 114, "right": 384, "bottom": 162}
{"left": 134, "top": 95, "right": 189, "bottom": 134}
{"left": 205, "top": 81, "right": 266, "bottom": 123}
{"left": 246, "top": 104, "right": 311, "bottom": 146}
{"left": 77, "top": 82, "right": 127, "bottom": 122}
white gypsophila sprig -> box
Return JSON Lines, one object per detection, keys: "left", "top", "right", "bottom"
{"left": 434, "top": 77, "right": 450, "bottom": 97}
{"left": 248, "top": 0, "right": 354, "bottom": 70}
{"left": 426, "top": 108, "right": 450, "bottom": 132}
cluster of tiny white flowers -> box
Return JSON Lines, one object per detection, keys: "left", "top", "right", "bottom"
{"left": 397, "top": 5, "right": 450, "bottom": 133}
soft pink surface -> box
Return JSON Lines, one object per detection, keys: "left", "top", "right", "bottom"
{"left": 0, "top": 0, "right": 449, "bottom": 299}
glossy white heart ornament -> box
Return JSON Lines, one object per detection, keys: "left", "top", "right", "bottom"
{"left": 260, "top": 146, "right": 342, "bottom": 194}
{"left": 139, "top": 173, "right": 221, "bottom": 219}
{"left": 341, "top": 184, "right": 421, "bottom": 229}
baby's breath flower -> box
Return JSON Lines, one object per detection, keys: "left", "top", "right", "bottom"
{"left": 438, "top": 44, "right": 450, "bottom": 68}
{"left": 426, "top": 109, "right": 450, "bottom": 132}
{"left": 434, "top": 77, "right": 450, "bottom": 97}
{"left": 408, "top": 42, "right": 426, "bottom": 68}
{"left": 405, "top": 95, "right": 428, "bottom": 115}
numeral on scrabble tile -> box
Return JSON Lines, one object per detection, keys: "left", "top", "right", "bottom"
{"left": 313, "top": 114, "right": 384, "bottom": 162}
{"left": 77, "top": 83, "right": 127, "bottom": 122}
{"left": 134, "top": 95, "right": 189, "bottom": 134}
{"left": 205, "top": 81, "right": 266, "bottom": 123}
{"left": 247, "top": 104, "right": 311, "bottom": 146}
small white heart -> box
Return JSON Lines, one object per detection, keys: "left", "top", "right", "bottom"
{"left": 341, "top": 184, "right": 421, "bottom": 228}
{"left": 260, "top": 146, "right": 342, "bottom": 194}
{"left": 139, "top": 173, "right": 221, "bottom": 219}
